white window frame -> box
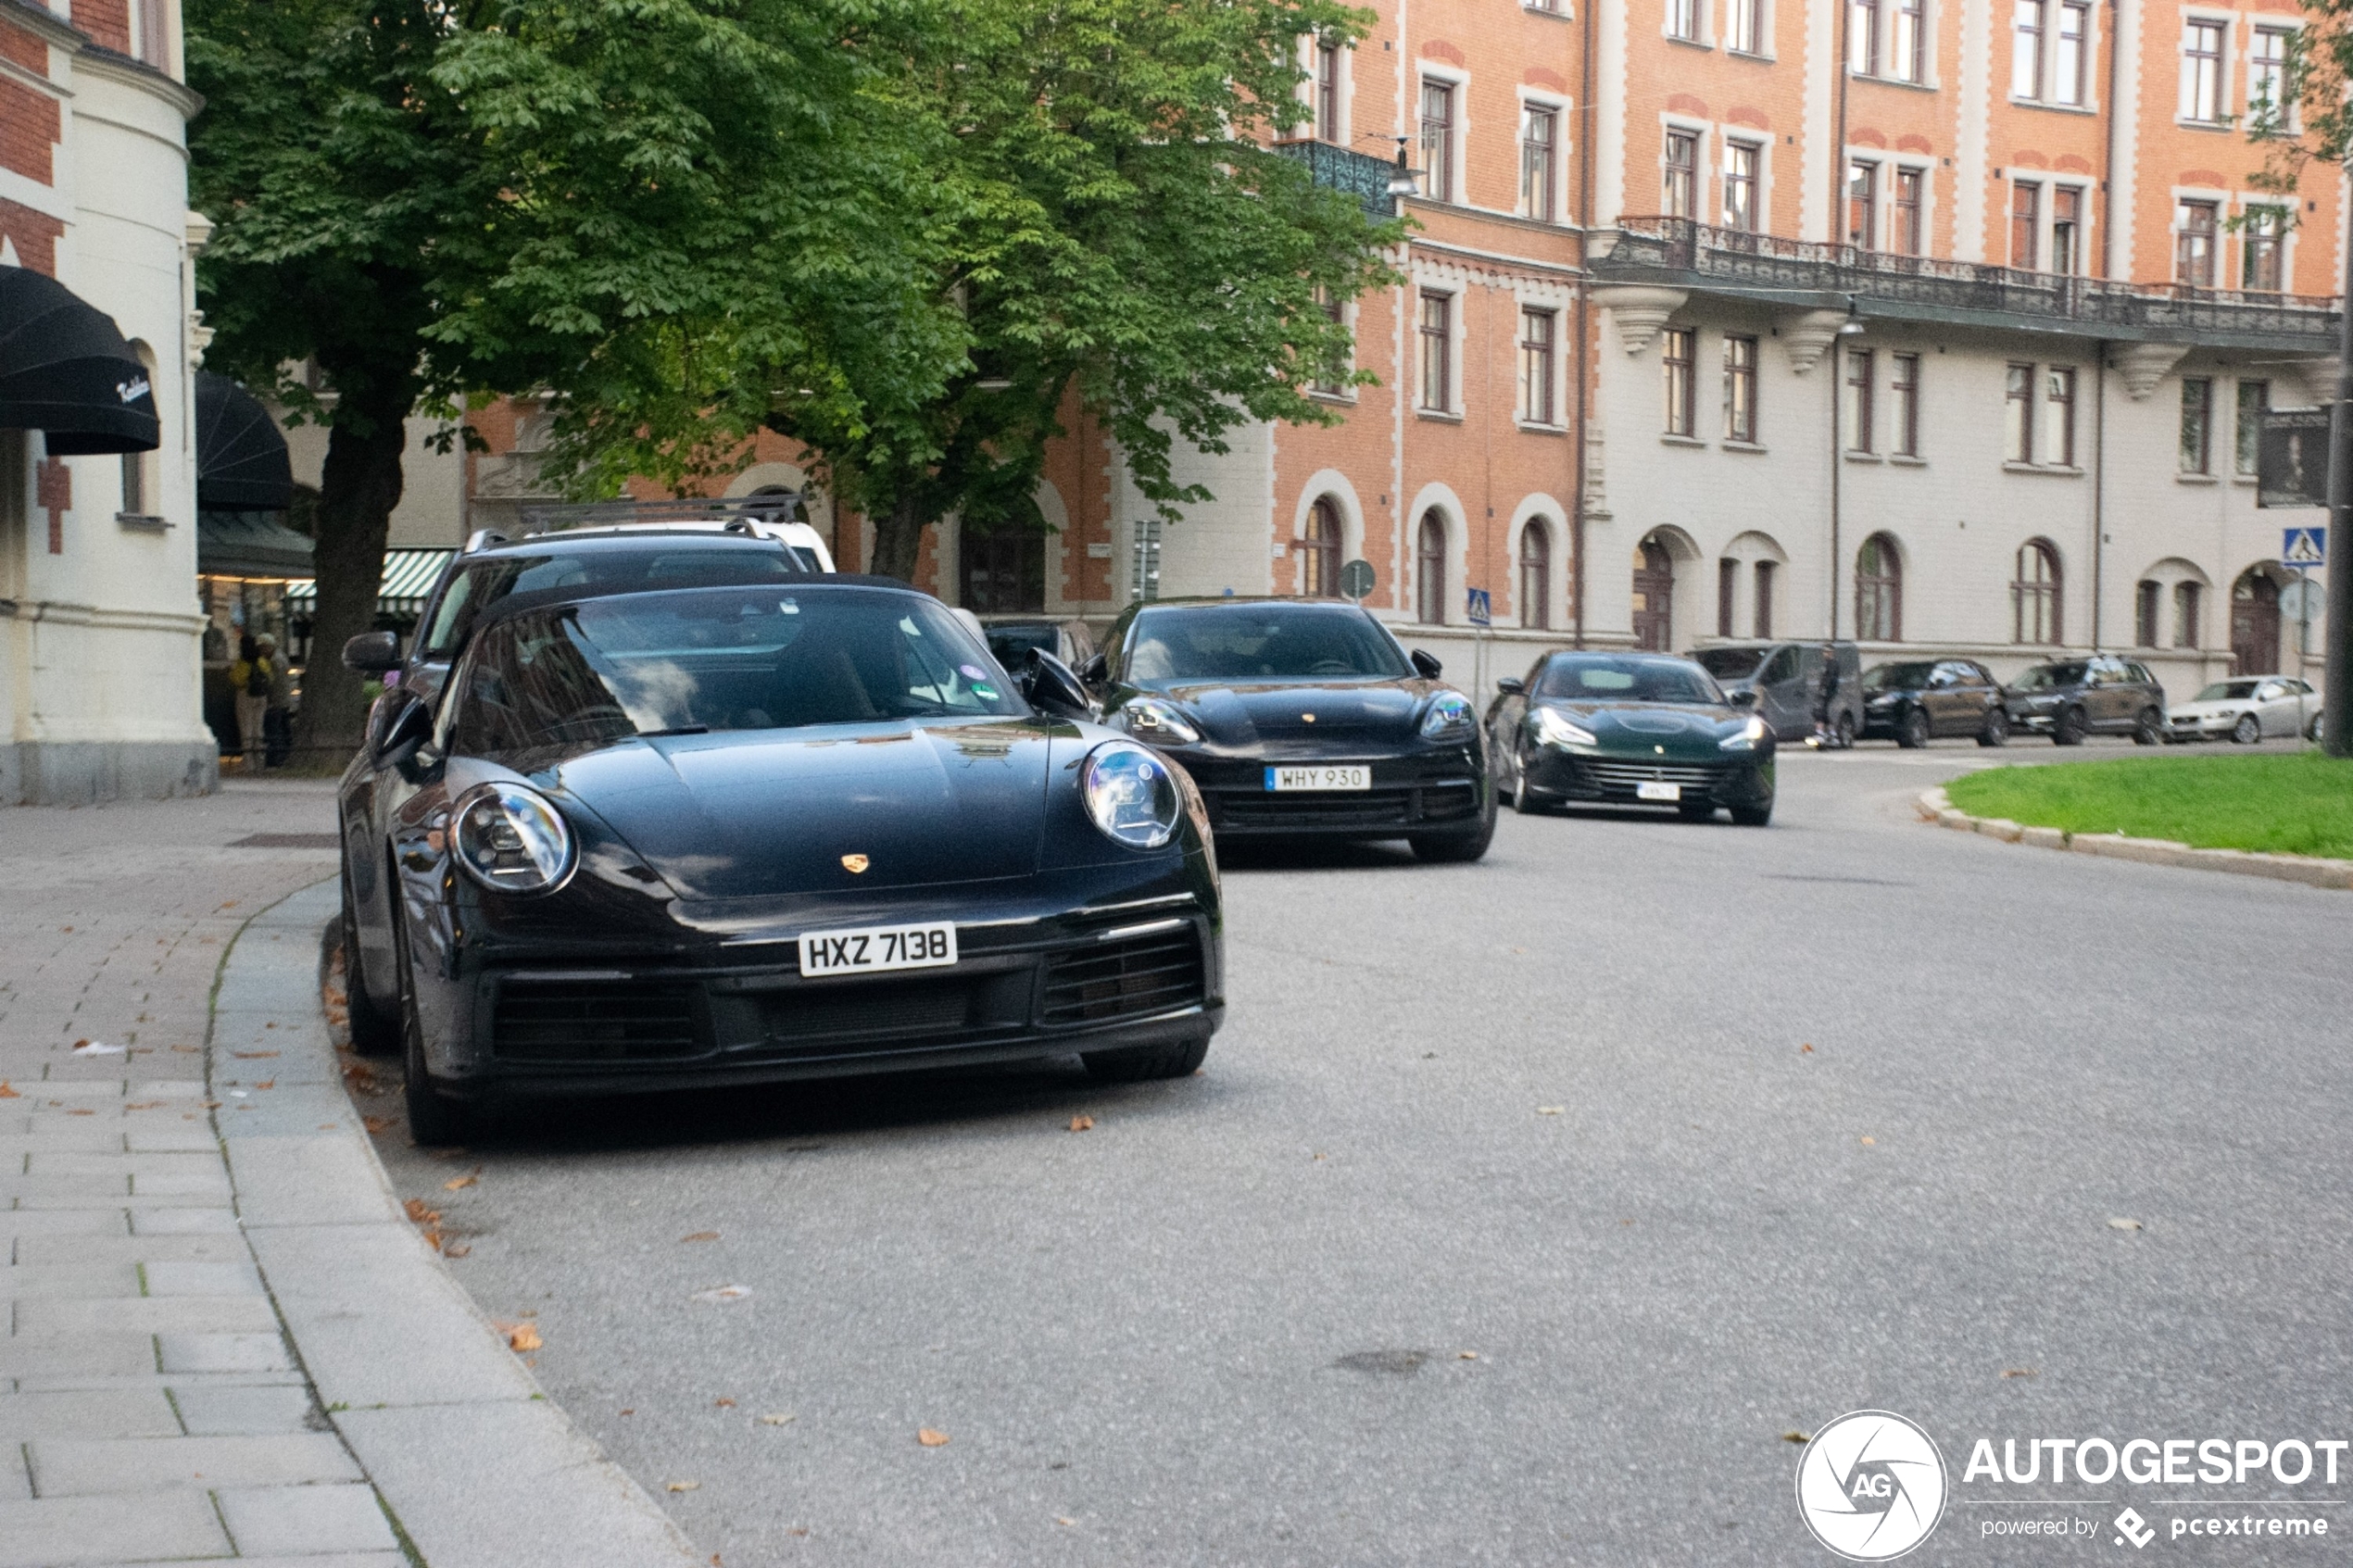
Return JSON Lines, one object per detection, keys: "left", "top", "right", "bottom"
{"left": 2179, "top": 13, "right": 2232, "bottom": 125}
{"left": 1888, "top": 0, "right": 1927, "bottom": 82}
{"left": 1305, "top": 38, "right": 1351, "bottom": 146}
{"left": 1722, "top": 136, "right": 1767, "bottom": 232}
{"left": 1660, "top": 117, "right": 1710, "bottom": 219}
{"left": 1517, "top": 93, "right": 1569, "bottom": 222}
{"left": 1889, "top": 161, "right": 1932, "bottom": 254}
{"left": 1516, "top": 301, "right": 1565, "bottom": 428}
{"left": 1846, "top": 154, "right": 1882, "bottom": 249}
{"left": 1725, "top": 0, "right": 1766, "bottom": 56}
{"left": 2171, "top": 186, "right": 2228, "bottom": 285}
{"left": 1417, "top": 66, "right": 1469, "bottom": 207}
{"left": 1414, "top": 284, "right": 1465, "bottom": 418}
{"left": 2247, "top": 23, "right": 2296, "bottom": 132}
{"left": 2046, "top": 180, "right": 2091, "bottom": 274}
{"left": 1666, "top": 0, "right": 1710, "bottom": 46}
{"left": 2234, "top": 192, "right": 2296, "bottom": 293}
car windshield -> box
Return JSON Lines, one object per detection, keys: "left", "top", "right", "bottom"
{"left": 1121, "top": 604, "right": 1411, "bottom": 684}
{"left": 447, "top": 586, "right": 1021, "bottom": 755}
{"left": 2194, "top": 681, "right": 2261, "bottom": 702}
{"left": 1690, "top": 647, "right": 1768, "bottom": 680}
{"left": 2011, "top": 662, "right": 2087, "bottom": 692}
{"left": 1537, "top": 655, "right": 1725, "bottom": 705}
{"left": 1863, "top": 661, "right": 1938, "bottom": 693}
{"left": 985, "top": 625, "right": 1056, "bottom": 668}
{"left": 420, "top": 544, "right": 807, "bottom": 659}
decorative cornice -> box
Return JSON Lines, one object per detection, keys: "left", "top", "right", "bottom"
{"left": 72, "top": 43, "right": 201, "bottom": 117}
{"left": 1778, "top": 308, "right": 1849, "bottom": 374}
{"left": 1590, "top": 284, "right": 1688, "bottom": 356}
{"left": 2111, "top": 342, "right": 2190, "bottom": 400}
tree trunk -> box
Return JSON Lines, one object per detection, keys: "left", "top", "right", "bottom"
{"left": 293, "top": 394, "right": 409, "bottom": 758}
{"left": 867, "top": 489, "right": 931, "bottom": 583}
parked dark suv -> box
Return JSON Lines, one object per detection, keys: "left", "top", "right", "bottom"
{"left": 1860, "top": 659, "right": 2009, "bottom": 747}
{"left": 1689, "top": 641, "right": 1865, "bottom": 744}
{"left": 2005, "top": 656, "right": 2167, "bottom": 746}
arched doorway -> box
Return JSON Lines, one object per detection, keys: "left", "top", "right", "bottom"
{"left": 1301, "top": 497, "right": 1342, "bottom": 597}
{"left": 1632, "top": 535, "right": 1674, "bottom": 650}
{"left": 1416, "top": 509, "right": 1448, "bottom": 624}
{"left": 2232, "top": 568, "right": 2282, "bottom": 674}
{"left": 1856, "top": 533, "right": 1903, "bottom": 642}
{"left": 961, "top": 523, "right": 1045, "bottom": 612}
{"left": 1519, "top": 520, "right": 1552, "bottom": 631}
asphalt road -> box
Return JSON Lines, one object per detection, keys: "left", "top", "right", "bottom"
{"left": 363, "top": 736, "right": 2353, "bottom": 1566}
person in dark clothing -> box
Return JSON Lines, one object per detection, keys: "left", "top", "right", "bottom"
{"left": 1810, "top": 644, "right": 1844, "bottom": 748}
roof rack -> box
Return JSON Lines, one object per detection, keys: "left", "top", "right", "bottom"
{"left": 515, "top": 494, "right": 806, "bottom": 534}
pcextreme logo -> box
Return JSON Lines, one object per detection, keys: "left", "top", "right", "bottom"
{"left": 1795, "top": 1410, "right": 1950, "bottom": 1561}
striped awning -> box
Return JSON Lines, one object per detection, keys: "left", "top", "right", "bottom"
{"left": 285, "top": 548, "right": 456, "bottom": 616}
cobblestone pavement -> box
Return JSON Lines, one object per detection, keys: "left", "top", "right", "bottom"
{"left": 0, "top": 782, "right": 405, "bottom": 1568}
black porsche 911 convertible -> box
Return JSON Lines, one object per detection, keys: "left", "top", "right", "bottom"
{"left": 1083, "top": 597, "right": 1494, "bottom": 862}
{"left": 336, "top": 578, "right": 1222, "bottom": 1142}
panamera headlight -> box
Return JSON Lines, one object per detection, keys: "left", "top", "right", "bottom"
{"left": 1082, "top": 742, "right": 1184, "bottom": 850}
{"left": 1420, "top": 691, "right": 1475, "bottom": 740}
{"left": 452, "top": 783, "right": 576, "bottom": 894}
{"left": 1534, "top": 707, "right": 1598, "bottom": 748}
{"left": 1114, "top": 696, "right": 1202, "bottom": 746}
{"left": 1719, "top": 715, "right": 1770, "bottom": 751}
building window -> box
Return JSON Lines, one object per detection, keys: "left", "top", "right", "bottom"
{"left": 2012, "top": 0, "right": 2045, "bottom": 97}
{"left": 1520, "top": 307, "right": 1557, "bottom": 425}
{"left": 2181, "top": 20, "right": 2225, "bottom": 122}
{"left": 1727, "top": 0, "right": 1760, "bottom": 53}
{"left": 1521, "top": 521, "right": 1553, "bottom": 630}
{"left": 1892, "top": 0, "right": 1924, "bottom": 81}
{"left": 2175, "top": 200, "right": 2220, "bottom": 285}
{"left": 2050, "top": 186, "right": 2082, "bottom": 275}
{"left": 962, "top": 527, "right": 1046, "bottom": 612}
{"left": 2174, "top": 580, "right": 2203, "bottom": 647}
{"left": 1311, "top": 287, "right": 1348, "bottom": 395}
{"left": 1667, "top": 0, "right": 1698, "bottom": 42}
{"left": 1754, "top": 559, "right": 1776, "bottom": 636}
{"left": 1302, "top": 496, "right": 1342, "bottom": 596}
{"left": 1891, "top": 352, "right": 1920, "bottom": 455}
{"left": 2054, "top": 0, "right": 2089, "bottom": 104}
{"left": 1522, "top": 107, "right": 1559, "bottom": 221}
{"left": 1718, "top": 557, "right": 1739, "bottom": 636}
{"left": 2249, "top": 28, "right": 2291, "bottom": 127}
{"left": 2010, "top": 181, "right": 2041, "bottom": 270}
{"left": 1665, "top": 131, "right": 1700, "bottom": 217}
{"left": 2236, "top": 379, "right": 2269, "bottom": 474}
{"left": 1664, "top": 328, "right": 1697, "bottom": 435}
{"left": 1416, "top": 510, "right": 1447, "bottom": 624}
{"left": 1894, "top": 168, "right": 1924, "bottom": 254}
{"left": 2012, "top": 538, "right": 2062, "bottom": 644}
{"left": 2180, "top": 377, "right": 2212, "bottom": 472}
{"left": 1843, "top": 347, "right": 1875, "bottom": 452}
{"left": 1847, "top": 160, "right": 1879, "bottom": 249}
{"left": 1417, "top": 291, "right": 1453, "bottom": 412}
{"left": 2005, "top": 363, "right": 2034, "bottom": 461}
{"left": 2043, "top": 367, "right": 2077, "bottom": 466}
{"left": 2244, "top": 207, "right": 2286, "bottom": 291}
{"left": 2136, "top": 580, "right": 2162, "bottom": 646}
{"left": 1724, "top": 142, "right": 1760, "bottom": 232}
{"left": 1315, "top": 43, "right": 1341, "bottom": 142}
{"left": 1419, "top": 81, "right": 1455, "bottom": 203}
{"left": 1724, "top": 333, "right": 1759, "bottom": 443}
{"left": 1851, "top": 0, "right": 1879, "bottom": 74}
{"left": 1856, "top": 533, "right": 1903, "bottom": 641}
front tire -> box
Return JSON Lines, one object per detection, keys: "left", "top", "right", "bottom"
{"left": 2053, "top": 706, "right": 2089, "bottom": 746}
{"left": 1411, "top": 784, "right": 1498, "bottom": 862}
{"left": 1511, "top": 750, "right": 1547, "bottom": 815}
{"left": 1976, "top": 708, "right": 2010, "bottom": 748}
{"left": 395, "top": 914, "right": 469, "bottom": 1148}
{"left": 1895, "top": 707, "right": 1931, "bottom": 749}
{"left": 2233, "top": 712, "right": 2261, "bottom": 745}
{"left": 2133, "top": 708, "right": 2165, "bottom": 746}
{"left": 340, "top": 870, "right": 401, "bottom": 1057}
{"left": 1082, "top": 1034, "right": 1210, "bottom": 1083}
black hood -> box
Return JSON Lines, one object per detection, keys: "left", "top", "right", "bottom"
{"left": 1151, "top": 678, "right": 1435, "bottom": 746}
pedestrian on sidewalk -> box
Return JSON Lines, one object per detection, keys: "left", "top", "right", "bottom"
{"left": 259, "top": 633, "right": 296, "bottom": 767}
{"left": 231, "top": 633, "right": 269, "bottom": 764}
{"left": 1809, "top": 643, "right": 1845, "bottom": 749}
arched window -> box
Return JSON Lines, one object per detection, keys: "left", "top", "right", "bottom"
{"left": 1518, "top": 520, "right": 1552, "bottom": 630}
{"left": 1632, "top": 535, "right": 1675, "bottom": 650}
{"left": 1416, "top": 509, "right": 1447, "bottom": 624}
{"left": 1301, "top": 497, "right": 1342, "bottom": 597}
{"left": 1856, "top": 533, "right": 1903, "bottom": 641}
{"left": 2011, "top": 538, "right": 2062, "bottom": 644}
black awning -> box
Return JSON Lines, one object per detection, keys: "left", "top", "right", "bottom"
{"left": 195, "top": 371, "right": 293, "bottom": 509}
{"left": 197, "top": 510, "right": 315, "bottom": 577}
{"left": 0, "top": 268, "right": 160, "bottom": 454}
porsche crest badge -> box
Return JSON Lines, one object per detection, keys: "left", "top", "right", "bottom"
{"left": 840, "top": 854, "right": 870, "bottom": 874}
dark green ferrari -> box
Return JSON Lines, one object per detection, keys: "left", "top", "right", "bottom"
{"left": 1483, "top": 651, "right": 1776, "bottom": 824}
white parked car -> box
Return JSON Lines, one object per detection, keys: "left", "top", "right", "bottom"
{"left": 2166, "top": 676, "right": 2322, "bottom": 744}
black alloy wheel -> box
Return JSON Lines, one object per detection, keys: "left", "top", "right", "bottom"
{"left": 1410, "top": 782, "right": 1499, "bottom": 863}
{"left": 1896, "top": 707, "right": 1931, "bottom": 749}
{"left": 1082, "top": 1034, "right": 1212, "bottom": 1083}
{"left": 2233, "top": 712, "right": 2262, "bottom": 746}
{"left": 1976, "top": 707, "right": 2009, "bottom": 748}
{"left": 2053, "top": 706, "right": 2089, "bottom": 746}
{"left": 395, "top": 909, "right": 470, "bottom": 1148}
{"left": 1511, "top": 746, "right": 1546, "bottom": 815}
{"left": 2133, "top": 708, "right": 2165, "bottom": 746}
{"left": 339, "top": 864, "right": 401, "bottom": 1056}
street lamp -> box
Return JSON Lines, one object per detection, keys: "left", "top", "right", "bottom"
{"left": 1387, "top": 137, "right": 1421, "bottom": 199}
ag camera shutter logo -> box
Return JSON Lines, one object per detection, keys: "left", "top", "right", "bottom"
{"left": 1795, "top": 1410, "right": 1948, "bottom": 1561}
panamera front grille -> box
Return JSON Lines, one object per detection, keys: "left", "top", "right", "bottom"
{"left": 1041, "top": 929, "right": 1206, "bottom": 1025}
{"left": 493, "top": 982, "right": 711, "bottom": 1061}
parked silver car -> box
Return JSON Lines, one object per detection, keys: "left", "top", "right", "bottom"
{"left": 2167, "top": 676, "right": 2322, "bottom": 744}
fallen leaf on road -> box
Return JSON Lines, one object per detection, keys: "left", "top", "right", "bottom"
{"left": 1312, "top": 1151, "right": 1327, "bottom": 1160}
{"left": 1458, "top": 1350, "right": 1478, "bottom": 1360}
{"left": 232, "top": 1051, "right": 279, "bottom": 1060}
{"left": 680, "top": 1231, "right": 720, "bottom": 1243}
{"left": 917, "top": 1428, "right": 950, "bottom": 1447}
{"left": 691, "top": 1285, "right": 752, "bottom": 1303}
{"left": 2108, "top": 1218, "right": 2144, "bottom": 1232}
{"left": 1537, "top": 1106, "right": 1564, "bottom": 1115}
{"left": 443, "top": 1244, "right": 471, "bottom": 1258}
{"left": 1057, "top": 1516, "right": 1076, "bottom": 1526}
{"left": 620, "top": 1409, "right": 634, "bottom": 1415}
{"left": 126, "top": 1101, "right": 160, "bottom": 1110}
{"left": 403, "top": 1199, "right": 442, "bottom": 1225}
{"left": 65, "top": 1109, "right": 93, "bottom": 1116}
{"left": 1801, "top": 1043, "right": 1814, "bottom": 1055}
{"left": 760, "top": 1413, "right": 795, "bottom": 1425}
{"left": 444, "top": 1173, "right": 478, "bottom": 1191}
{"left": 252, "top": 1080, "right": 274, "bottom": 1091}
{"left": 508, "top": 1324, "right": 542, "bottom": 1352}
{"left": 714, "top": 1398, "right": 736, "bottom": 1408}
{"left": 1068, "top": 1115, "right": 1093, "bottom": 1132}
{"left": 0, "top": 1083, "right": 18, "bottom": 1098}
{"left": 667, "top": 1480, "right": 699, "bottom": 1492}
{"left": 363, "top": 1117, "right": 390, "bottom": 1135}
{"left": 1783, "top": 1431, "right": 1810, "bottom": 1445}
{"left": 70, "top": 1040, "right": 124, "bottom": 1056}
{"left": 1859, "top": 1136, "right": 1875, "bottom": 1147}
{"left": 2002, "top": 1368, "right": 2038, "bottom": 1379}
{"left": 318, "top": 1123, "right": 337, "bottom": 1131}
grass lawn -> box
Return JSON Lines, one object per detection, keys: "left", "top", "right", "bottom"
{"left": 1946, "top": 751, "right": 2353, "bottom": 860}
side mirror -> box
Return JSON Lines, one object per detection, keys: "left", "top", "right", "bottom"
{"left": 1726, "top": 687, "right": 1758, "bottom": 709}
{"left": 1024, "top": 650, "right": 1096, "bottom": 721}
{"left": 1411, "top": 649, "right": 1443, "bottom": 679}
{"left": 343, "top": 631, "right": 401, "bottom": 673}
{"left": 372, "top": 695, "right": 434, "bottom": 772}
{"left": 1494, "top": 676, "right": 1525, "bottom": 696}
{"left": 1077, "top": 652, "right": 1108, "bottom": 688}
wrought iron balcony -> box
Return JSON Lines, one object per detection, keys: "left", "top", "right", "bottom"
{"left": 1271, "top": 139, "right": 1398, "bottom": 220}
{"left": 1596, "top": 215, "right": 2339, "bottom": 351}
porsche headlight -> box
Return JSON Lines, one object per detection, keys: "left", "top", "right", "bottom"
{"left": 1718, "top": 715, "right": 1769, "bottom": 751}
{"left": 1420, "top": 691, "right": 1475, "bottom": 740}
{"left": 1082, "top": 742, "right": 1183, "bottom": 850}
{"left": 451, "top": 783, "right": 576, "bottom": 894}
{"left": 1534, "top": 707, "right": 1598, "bottom": 748}
{"left": 1114, "top": 696, "right": 1201, "bottom": 746}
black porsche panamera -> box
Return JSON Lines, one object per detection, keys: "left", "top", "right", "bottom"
{"left": 336, "top": 579, "right": 1223, "bottom": 1142}
{"left": 1084, "top": 598, "right": 1495, "bottom": 862}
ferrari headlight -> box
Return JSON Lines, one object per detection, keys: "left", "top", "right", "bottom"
{"left": 1719, "top": 715, "right": 1769, "bottom": 751}
{"left": 1420, "top": 691, "right": 1475, "bottom": 740}
{"left": 1082, "top": 742, "right": 1183, "bottom": 850}
{"left": 1114, "top": 696, "right": 1201, "bottom": 746}
{"left": 1534, "top": 707, "right": 1598, "bottom": 748}
{"left": 451, "top": 783, "right": 575, "bottom": 894}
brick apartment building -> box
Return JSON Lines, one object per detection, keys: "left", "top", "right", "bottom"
{"left": 459, "top": 0, "right": 2340, "bottom": 700}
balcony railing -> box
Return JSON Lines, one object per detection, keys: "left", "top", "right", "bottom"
{"left": 1599, "top": 215, "right": 2338, "bottom": 347}
{"left": 1271, "top": 139, "right": 1398, "bottom": 220}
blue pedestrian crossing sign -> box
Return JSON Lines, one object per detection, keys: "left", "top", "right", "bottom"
{"left": 2283, "top": 527, "right": 2326, "bottom": 567}
{"left": 1466, "top": 587, "right": 1492, "bottom": 627}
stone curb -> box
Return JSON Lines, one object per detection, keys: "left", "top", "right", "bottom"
{"left": 213, "top": 880, "right": 702, "bottom": 1568}
{"left": 1915, "top": 788, "right": 2353, "bottom": 891}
